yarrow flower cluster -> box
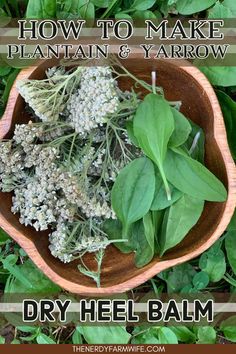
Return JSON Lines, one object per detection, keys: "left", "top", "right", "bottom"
{"left": 0, "top": 64, "right": 140, "bottom": 273}
{"left": 67, "top": 67, "right": 119, "bottom": 135}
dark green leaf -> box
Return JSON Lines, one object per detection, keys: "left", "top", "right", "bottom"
{"left": 200, "top": 67, "right": 236, "bottom": 87}
{"left": 131, "top": 0, "right": 156, "bottom": 10}
{"left": 158, "top": 327, "right": 178, "bottom": 344}
{"left": 1, "top": 69, "right": 20, "bottom": 106}
{"left": 159, "top": 263, "right": 196, "bottom": 293}
{"left": 170, "top": 326, "right": 196, "bottom": 343}
{"left": 176, "top": 0, "right": 217, "bottom": 15}
{"left": 0, "top": 229, "right": 9, "bottom": 245}
{"left": 103, "top": 219, "right": 133, "bottom": 253}
{"left": 0, "top": 66, "right": 11, "bottom": 76}
{"left": 225, "top": 231, "right": 236, "bottom": 275}
{"left": 26, "top": 0, "right": 56, "bottom": 18}
{"left": 169, "top": 108, "right": 192, "bottom": 147}
{"left": 111, "top": 157, "right": 155, "bottom": 236}
{"left": 36, "top": 333, "right": 56, "bottom": 344}
{"left": 159, "top": 194, "right": 204, "bottom": 256}
{"left": 192, "top": 271, "right": 209, "bottom": 290}
{"left": 77, "top": 325, "right": 131, "bottom": 344}
{"left": 151, "top": 172, "right": 183, "bottom": 211}
{"left": 199, "top": 240, "right": 226, "bottom": 282}
{"left": 197, "top": 327, "right": 216, "bottom": 344}
{"left": 217, "top": 90, "right": 236, "bottom": 159}
{"left": 220, "top": 316, "right": 236, "bottom": 342}
{"left": 134, "top": 213, "right": 155, "bottom": 267}
{"left": 133, "top": 93, "right": 174, "bottom": 199}
{"left": 72, "top": 328, "right": 83, "bottom": 344}
{"left": 164, "top": 148, "right": 227, "bottom": 202}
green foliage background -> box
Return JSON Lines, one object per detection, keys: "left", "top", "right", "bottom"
{"left": 1, "top": 0, "right": 236, "bottom": 345}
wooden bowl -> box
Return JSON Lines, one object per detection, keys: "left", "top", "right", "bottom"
{"left": 0, "top": 57, "right": 236, "bottom": 295}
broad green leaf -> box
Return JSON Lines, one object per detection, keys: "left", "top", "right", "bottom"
{"left": 228, "top": 210, "right": 236, "bottom": 231}
{"left": 176, "top": 0, "right": 217, "bottom": 15}
{"left": 217, "top": 90, "right": 236, "bottom": 159}
{"left": 131, "top": 327, "right": 159, "bottom": 344}
{"left": 0, "top": 229, "right": 9, "bottom": 245}
{"left": 78, "top": 0, "right": 95, "bottom": 19}
{"left": 0, "top": 336, "right": 5, "bottom": 344}
{"left": 0, "top": 66, "right": 11, "bottom": 76}
{"left": 72, "top": 328, "right": 83, "bottom": 344}
{"left": 197, "top": 327, "right": 216, "bottom": 344}
{"left": 36, "top": 333, "right": 56, "bottom": 344}
{"left": 111, "top": 157, "right": 155, "bottom": 236}
{"left": 1, "top": 69, "right": 20, "bottom": 105}
{"left": 133, "top": 94, "right": 174, "bottom": 199}
{"left": 220, "top": 316, "right": 236, "bottom": 342}
{"left": 159, "top": 195, "right": 204, "bottom": 256}
{"left": 158, "top": 327, "right": 178, "bottom": 344}
{"left": 208, "top": 1, "right": 232, "bottom": 18}
{"left": 170, "top": 326, "right": 196, "bottom": 343}
{"left": 199, "top": 240, "right": 226, "bottom": 282}
{"left": 169, "top": 108, "right": 192, "bottom": 147}
{"left": 17, "top": 326, "right": 37, "bottom": 333}
{"left": 151, "top": 172, "right": 183, "bottom": 211}
{"left": 200, "top": 67, "right": 236, "bottom": 87}
{"left": 164, "top": 148, "right": 227, "bottom": 202}
{"left": 134, "top": 213, "right": 155, "bottom": 267}
{"left": 103, "top": 219, "right": 133, "bottom": 253}
{"left": 131, "top": 0, "right": 156, "bottom": 10}
{"left": 91, "top": 0, "right": 112, "bottom": 7}
{"left": 126, "top": 120, "right": 139, "bottom": 146}
{"left": 26, "top": 0, "right": 56, "bottom": 18}
{"left": 159, "top": 263, "right": 196, "bottom": 293}
{"left": 115, "top": 13, "right": 133, "bottom": 19}
{"left": 192, "top": 271, "right": 209, "bottom": 290}
{"left": 133, "top": 10, "right": 156, "bottom": 18}
{"left": 225, "top": 231, "right": 236, "bottom": 275}
{"left": 77, "top": 325, "right": 131, "bottom": 344}
{"left": 4, "top": 259, "right": 60, "bottom": 294}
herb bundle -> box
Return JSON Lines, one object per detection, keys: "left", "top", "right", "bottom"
{"left": 0, "top": 61, "right": 227, "bottom": 286}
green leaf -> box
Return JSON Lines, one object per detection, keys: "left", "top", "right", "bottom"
{"left": 17, "top": 326, "right": 37, "bottom": 333}
{"left": 208, "top": 1, "right": 232, "bottom": 18}
{"left": 131, "top": 0, "right": 156, "bottom": 10}
{"left": 199, "top": 240, "right": 226, "bottom": 282}
{"left": 164, "top": 148, "right": 227, "bottom": 202}
{"left": 176, "top": 0, "right": 217, "bottom": 15}
{"left": 133, "top": 93, "right": 174, "bottom": 199}
{"left": 169, "top": 108, "right": 192, "bottom": 147}
{"left": 77, "top": 325, "right": 131, "bottom": 344}
{"left": 26, "top": 0, "right": 56, "bottom": 18}
{"left": 158, "top": 327, "right": 178, "bottom": 344}
{"left": 111, "top": 157, "right": 155, "bottom": 237}
{"left": 4, "top": 259, "right": 60, "bottom": 294}
{"left": 0, "top": 336, "right": 5, "bottom": 344}
{"left": 115, "top": 13, "right": 133, "bottom": 19}
{"left": 131, "top": 327, "right": 159, "bottom": 344}
{"left": 228, "top": 210, "right": 236, "bottom": 231}
{"left": 170, "top": 326, "right": 196, "bottom": 343}
{"left": 126, "top": 120, "right": 139, "bottom": 146}
{"left": 103, "top": 219, "right": 133, "bottom": 253}
{"left": 36, "top": 333, "right": 56, "bottom": 344}
{"left": 151, "top": 172, "right": 183, "bottom": 211}
{"left": 133, "top": 213, "right": 155, "bottom": 267}
{"left": 220, "top": 316, "right": 236, "bottom": 342}
{"left": 133, "top": 10, "right": 156, "bottom": 18}
{"left": 72, "top": 328, "right": 83, "bottom": 344}
{"left": 0, "top": 66, "right": 11, "bottom": 76}
{"left": 159, "top": 263, "right": 196, "bottom": 293}
{"left": 197, "top": 327, "right": 216, "bottom": 344}
{"left": 192, "top": 271, "right": 209, "bottom": 290}
{"left": 91, "top": 0, "right": 111, "bottom": 7}
{"left": 200, "top": 67, "right": 236, "bottom": 87}
{"left": 1, "top": 69, "right": 20, "bottom": 106}
{"left": 217, "top": 90, "right": 236, "bottom": 159}
{"left": 78, "top": 0, "right": 95, "bottom": 19}
{"left": 225, "top": 231, "right": 236, "bottom": 275}
{"left": 0, "top": 229, "right": 9, "bottom": 245}
{"left": 159, "top": 195, "right": 204, "bottom": 256}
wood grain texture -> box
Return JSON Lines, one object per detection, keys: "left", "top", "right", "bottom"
{"left": 0, "top": 57, "right": 236, "bottom": 295}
